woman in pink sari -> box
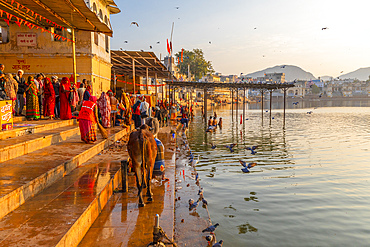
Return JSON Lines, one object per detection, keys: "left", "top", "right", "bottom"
{"left": 43, "top": 77, "right": 55, "bottom": 119}
{"left": 59, "top": 77, "right": 72, "bottom": 120}
{"left": 97, "top": 92, "right": 111, "bottom": 128}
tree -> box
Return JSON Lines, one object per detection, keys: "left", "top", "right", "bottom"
{"left": 175, "top": 48, "right": 214, "bottom": 80}
{"left": 311, "top": 84, "right": 320, "bottom": 94}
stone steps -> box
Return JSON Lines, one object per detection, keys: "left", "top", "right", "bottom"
{"left": 0, "top": 162, "right": 122, "bottom": 247}
{"left": 0, "top": 119, "right": 77, "bottom": 140}
{"left": 0, "top": 125, "right": 132, "bottom": 220}
{"left": 78, "top": 130, "right": 176, "bottom": 247}
{"left": 0, "top": 124, "right": 80, "bottom": 163}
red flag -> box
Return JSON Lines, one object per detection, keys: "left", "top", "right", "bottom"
{"left": 181, "top": 48, "right": 183, "bottom": 62}
{"left": 15, "top": 17, "right": 21, "bottom": 27}
{"left": 170, "top": 41, "right": 173, "bottom": 54}
{"left": 166, "top": 39, "right": 170, "bottom": 54}
{"left": 240, "top": 114, "right": 242, "bottom": 124}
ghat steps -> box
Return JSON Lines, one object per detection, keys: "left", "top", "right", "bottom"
{"left": 0, "top": 119, "right": 132, "bottom": 246}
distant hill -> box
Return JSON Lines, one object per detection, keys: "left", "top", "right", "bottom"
{"left": 338, "top": 67, "right": 370, "bottom": 81}
{"left": 245, "top": 65, "right": 316, "bottom": 82}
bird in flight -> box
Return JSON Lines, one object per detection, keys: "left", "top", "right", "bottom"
{"left": 130, "top": 22, "right": 139, "bottom": 27}
{"left": 322, "top": 27, "right": 328, "bottom": 30}
{"left": 225, "top": 143, "right": 237, "bottom": 152}
{"left": 246, "top": 146, "right": 258, "bottom": 155}
{"left": 340, "top": 71, "right": 343, "bottom": 73}
{"left": 175, "top": 6, "right": 180, "bottom": 9}
{"left": 239, "top": 160, "right": 257, "bottom": 173}
{"left": 254, "top": 27, "right": 257, "bottom": 30}
{"left": 156, "top": 41, "right": 160, "bottom": 44}
{"left": 124, "top": 41, "right": 128, "bottom": 43}
{"left": 149, "top": 46, "right": 152, "bottom": 49}
{"left": 209, "top": 41, "right": 212, "bottom": 44}
{"left": 140, "top": 49, "right": 144, "bottom": 52}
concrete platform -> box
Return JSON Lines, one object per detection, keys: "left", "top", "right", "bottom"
{"left": 0, "top": 126, "right": 132, "bottom": 220}
{"left": 0, "top": 124, "right": 80, "bottom": 162}
{"left": 0, "top": 162, "right": 121, "bottom": 247}
{"left": 13, "top": 116, "right": 26, "bottom": 123}
{"left": 79, "top": 130, "right": 176, "bottom": 247}
{"left": 0, "top": 119, "right": 77, "bottom": 140}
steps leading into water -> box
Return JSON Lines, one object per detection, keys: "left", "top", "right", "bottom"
{"left": 0, "top": 124, "right": 80, "bottom": 162}
{"left": 0, "top": 119, "right": 77, "bottom": 140}
{"left": 0, "top": 161, "right": 122, "bottom": 247}
{"left": 78, "top": 130, "right": 176, "bottom": 247}
{"left": 0, "top": 126, "right": 131, "bottom": 220}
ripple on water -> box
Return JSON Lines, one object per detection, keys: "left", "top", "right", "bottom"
{"left": 186, "top": 106, "right": 370, "bottom": 246}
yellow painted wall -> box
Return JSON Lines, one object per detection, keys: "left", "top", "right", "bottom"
{"left": 91, "top": 56, "right": 112, "bottom": 96}
{"left": 0, "top": 22, "right": 112, "bottom": 96}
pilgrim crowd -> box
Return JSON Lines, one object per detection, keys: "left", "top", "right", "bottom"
{"left": 0, "top": 63, "right": 195, "bottom": 144}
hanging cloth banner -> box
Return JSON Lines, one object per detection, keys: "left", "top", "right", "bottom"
{"left": 115, "top": 78, "right": 166, "bottom": 87}
{"left": 0, "top": 8, "right": 74, "bottom": 43}
{"left": 5, "top": 0, "right": 67, "bottom": 31}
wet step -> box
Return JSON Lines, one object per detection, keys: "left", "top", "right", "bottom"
{"left": 0, "top": 126, "right": 132, "bottom": 220}
{"left": 79, "top": 131, "right": 176, "bottom": 247}
{"left": 0, "top": 119, "right": 77, "bottom": 141}
{"left": 0, "top": 161, "right": 121, "bottom": 247}
{"left": 0, "top": 124, "right": 80, "bottom": 163}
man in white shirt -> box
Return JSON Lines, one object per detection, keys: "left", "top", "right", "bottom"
{"left": 35, "top": 73, "right": 44, "bottom": 116}
{"left": 140, "top": 97, "right": 150, "bottom": 124}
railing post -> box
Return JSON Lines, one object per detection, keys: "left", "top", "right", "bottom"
{"left": 121, "top": 160, "right": 128, "bottom": 192}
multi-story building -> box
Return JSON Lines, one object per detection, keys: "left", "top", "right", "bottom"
{"left": 0, "top": 0, "right": 120, "bottom": 95}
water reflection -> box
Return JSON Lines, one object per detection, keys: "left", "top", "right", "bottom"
{"left": 237, "top": 222, "right": 258, "bottom": 234}
{"left": 187, "top": 105, "right": 370, "bottom": 246}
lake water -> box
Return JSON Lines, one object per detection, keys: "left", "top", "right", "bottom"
{"left": 187, "top": 103, "right": 370, "bottom": 246}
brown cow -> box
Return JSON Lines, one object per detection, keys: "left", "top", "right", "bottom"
{"left": 127, "top": 124, "right": 157, "bottom": 207}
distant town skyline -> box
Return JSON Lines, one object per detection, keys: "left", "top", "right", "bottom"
{"left": 110, "top": 0, "right": 370, "bottom": 78}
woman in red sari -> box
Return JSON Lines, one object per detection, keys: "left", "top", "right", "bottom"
{"left": 79, "top": 96, "right": 98, "bottom": 144}
{"left": 59, "top": 77, "right": 72, "bottom": 120}
{"left": 97, "top": 92, "right": 111, "bottom": 128}
{"left": 43, "top": 77, "right": 55, "bottom": 119}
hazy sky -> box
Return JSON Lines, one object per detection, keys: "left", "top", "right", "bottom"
{"left": 110, "top": 0, "right": 370, "bottom": 78}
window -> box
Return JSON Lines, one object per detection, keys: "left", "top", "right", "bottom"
{"left": 99, "top": 9, "right": 103, "bottom": 20}
{"left": 0, "top": 21, "right": 9, "bottom": 44}
{"left": 104, "top": 15, "right": 108, "bottom": 25}
{"left": 51, "top": 27, "right": 71, "bottom": 42}
{"left": 105, "top": 35, "right": 109, "bottom": 52}
{"left": 93, "top": 2, "right": 97, "bottom": 13}
{"left": 94, "top": 32, "right": 99, "bottom": 45}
